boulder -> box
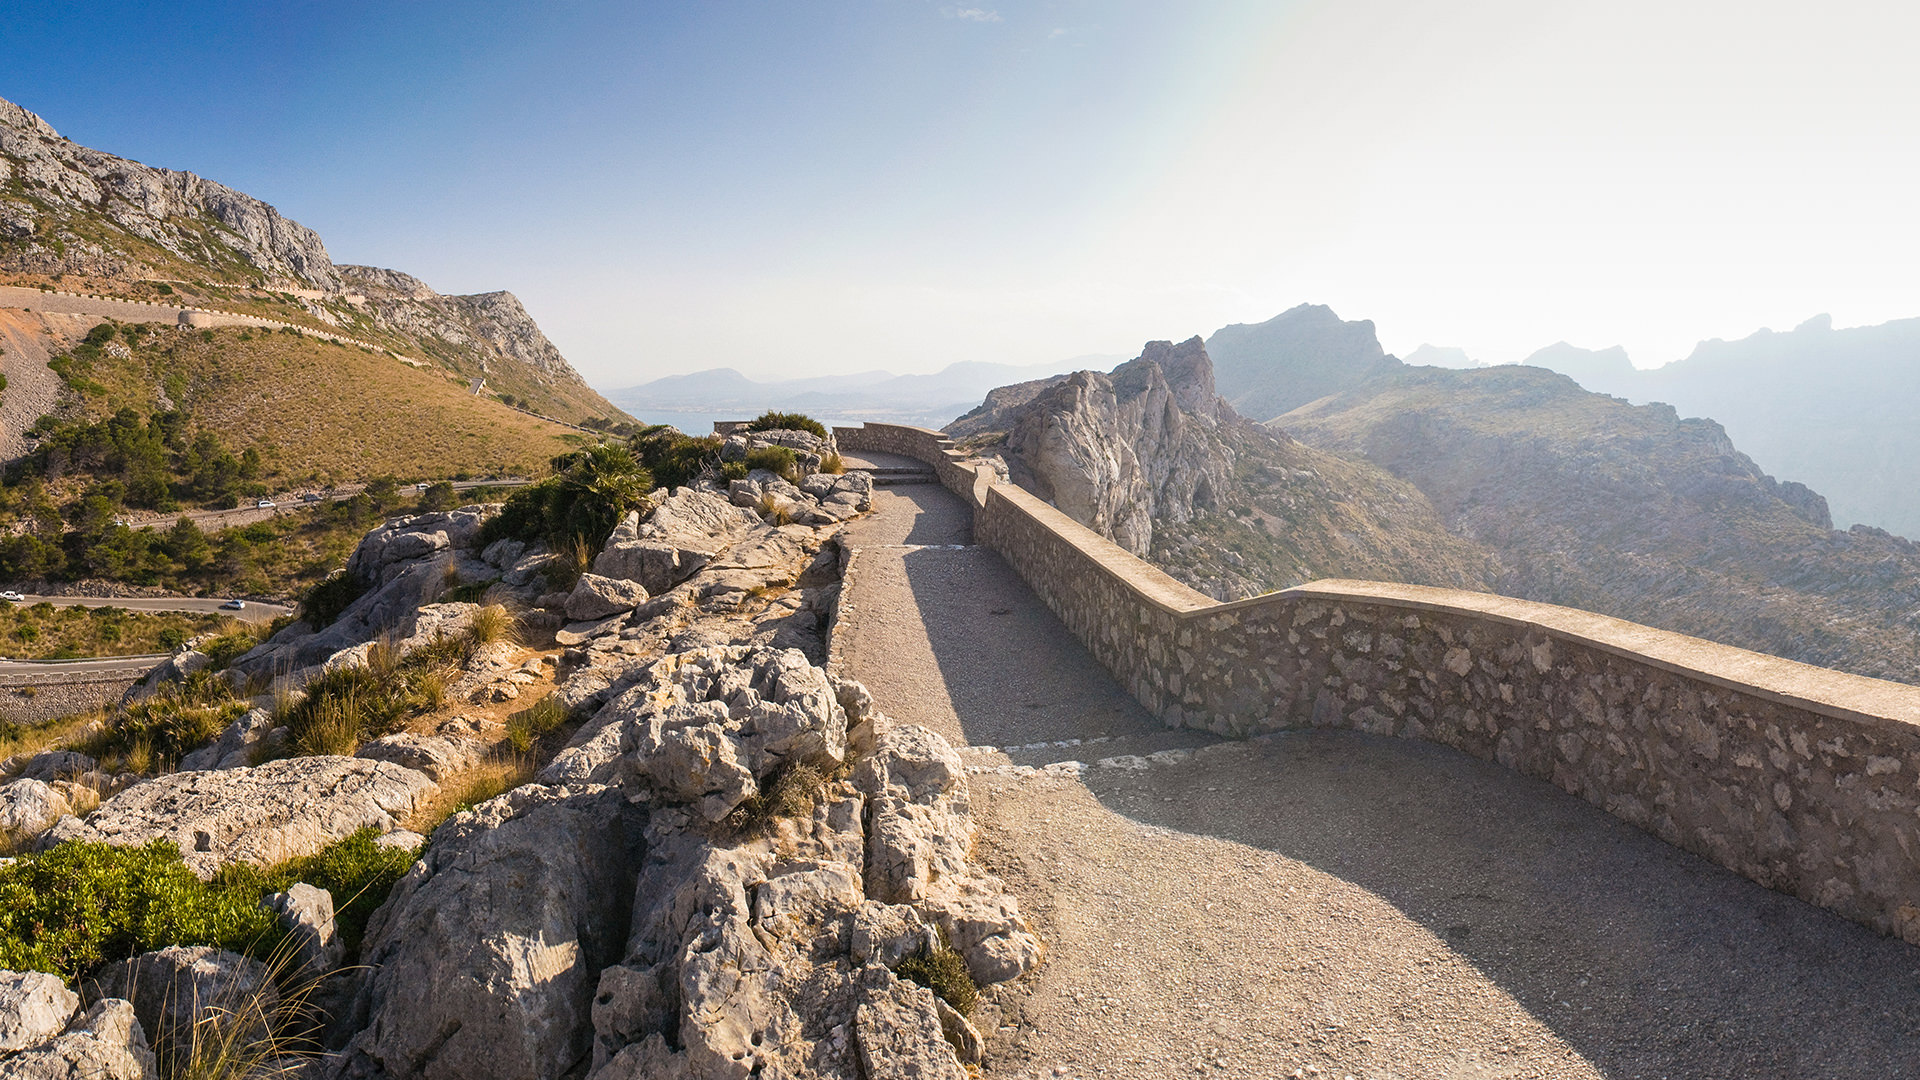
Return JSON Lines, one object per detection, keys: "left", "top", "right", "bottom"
{"left": 0, "top": 970, "right": 78, "bottom": 1052}
{"left": 19, "top": 751, "right": 97, "bottom": 783}
{"left": 332, "top": 784, "right": 646, "bottom": 1080}
{"left": 68, "top": 758, "right": 435, "bottom": 879}
{"left": 481, "top": 537, "right": 527, "bottom": 569}
{"left": 554, "top": 612, "right": 629, "bottom": 647}
{"left": 177, "top": 708, "right": 278, "bottom": 772}
{"left": 565, "top": 574, "right": 649, "bottom": 622}
{"left": 355, "top": 733, "right": 485, "bottom": 784}
{"left": 591, "top": 492, "right": 761, "bottom": 595}
{"left": 0, "top": 998, "right": 157, "bottom": 1080}
{"left": 85, "top": 947, "right": 275, "bottom": 1070}
{"left": 0, "top": 780, "right": 71, "bottom": 849}
{"left": 266, "top": 883, "right": 342, "bottom": 980}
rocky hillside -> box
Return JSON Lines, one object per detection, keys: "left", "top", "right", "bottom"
{"left": 1205, "top": 303, "right": 1400, "bottom": 423}
{"left": 945, "top": 338, "right": 1496, "bottom": 600}
{"left": 1278, "top": 363, "right": 1920, "bottom": 684}
{"left": 0, "top": 95, "right": 620, "bottom": 425}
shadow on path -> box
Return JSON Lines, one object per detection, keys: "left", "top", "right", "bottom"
{"left": 1086, "top": 731, "right": 1920, "bottom": 1077}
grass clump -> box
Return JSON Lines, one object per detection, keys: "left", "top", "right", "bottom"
{"left": 722, "top": 756, "right": 833, "bottom": 837}
{"left": 503, "top": 694, "right": 569, "bottom": 754}
{"left": 76, "top": 671, "right": 247, "bottom": 771}
{"left": 478, "top": 443, "right": 653, "bottom": 555}
{"left": 629, "top": 425, "right": 721, "bottom": 491}
{"left": 281, "top": 645, "right": 442, "bottom": 757}
{"left": 744, "top": 445, "right": 800, "bottom": 483}
{"left": 820, "top": 450, "right": 846, "bottom": 475}
{"left": 742, "top": 411, "right": 828, "bottom": 440}
{"left": 894, "top": 934, "right": 979, "bottom": 1017}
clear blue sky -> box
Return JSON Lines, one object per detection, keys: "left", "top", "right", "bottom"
{"left": 5, "top": 1, "right": 1918, "bottom": 388}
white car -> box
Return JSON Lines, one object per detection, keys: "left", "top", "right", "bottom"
{"left": 220, "top": 599, "right": 247, "bottom": 611}
{"left": 0, "top": 591, "right": 22, "bottom": 603}
{"left": 256, "top": 499, "right": 276, "bottom": 509}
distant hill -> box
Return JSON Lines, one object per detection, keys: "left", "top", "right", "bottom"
{"left": 1205, "top": 303, "right": 1402, "bottom": 422}
{"left": 1519, "top": 315, "right": 1920, "bottom": 538}
{"left": 1277, "top": 364, "right": 1920, "bottom": 684}
{"left": 615, "top": 358, "right": 1110, "bottom": 428}
{"left": 0, "top": 95, "right": 622, "bottom": 427}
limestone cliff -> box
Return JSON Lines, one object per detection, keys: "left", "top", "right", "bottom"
{"left": 950, "top": 338, "right": 1496, "bottom": 600}
{"left": 0, "top": 96, "right": 621, "bottom": 424}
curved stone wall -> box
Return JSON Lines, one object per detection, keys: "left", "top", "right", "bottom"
{"left": 837, "top": 422, "right": 1920, "bottom": 945}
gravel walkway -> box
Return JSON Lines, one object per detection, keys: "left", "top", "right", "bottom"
{"left": 838, "top": 481, "right": 1920, "bottom": 1079}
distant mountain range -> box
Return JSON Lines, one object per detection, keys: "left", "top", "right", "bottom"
{"left": 1200, "top": 304, "right": 1920, "bottom": 540}
{"left": 612, "top": 357, "right": 1120, "bottom": 428}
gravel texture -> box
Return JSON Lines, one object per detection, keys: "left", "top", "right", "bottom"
{"left": 840, "top": 481, "right": 1920, "bottom": 1078}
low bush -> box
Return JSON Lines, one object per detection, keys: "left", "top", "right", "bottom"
{"left": 478, "top": 444, "right": 652, "bottom": 555}
{"left": 723, "top": 756, "right": 832, "bottom": 837}
{"left": 301, "top": 571, "right": 367, "bottom": 629}
{"left": 743, "top": 411, "right": 828, "bottom": 440}
{"left": 75, "top": 671, "right": 246, "bottom": 771}
{"left": 281, "top": 650, "right": 443, "bottom": 757}
{"left": 744, "top": 445, "right": 799, "bottom": 483}
{"left": 720, "top": 460, "right": 748, "bottom": 482}
{"left": 894, "top": 934, "right": 979, "bottom": 1016}
{"left": 629, "top": 425, "right": 720, "bottom": 491}
{"left": 0, "top": 828, "right": 424, "bottom": 985}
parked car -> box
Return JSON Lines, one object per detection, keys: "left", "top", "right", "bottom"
{"left": 256, "top": 498, "right": 276, "bottom": 509}
{"left": 0, "top": 591, "right": 23, "bottom": 603}
{"left": 301, "top": 492, "right": 323, "bottom": 503}
{"left": 220, "top": 599, "right": 246, "bottom": 610}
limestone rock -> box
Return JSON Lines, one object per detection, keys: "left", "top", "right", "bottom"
{"left": 333, "top": 785, "right": 646, "bottom": 1080}
{"left": 266, "top": 883, "right": 342, "bottom": 980}
{"left": 0, "top": 780, "right": 71, "bottom": 848}
{"left": 84, "top": 947, "right": 275, "bottom": 1071}
{"left": 18, "top": 751, "right": 96, "bottom": 783}
{"left": 354, "top": 733, "right": 485, "bottom": 784}
{"left": 68, "top": 758, "right": 435, "bottom": 879}
{"left": 0, "top": 998, "right": 158, "bottom": 1080}
{"left": 565, "top": 574, "right": 649, "bottom": 622}
{"left": 178, "top": 708, "right": 278, "bottom": 772}
{"left": 592, "top": 492, "right": 761, "bottom": 595}
{"left": 0, "top": 970, "right": 78, "bottom": 1052}
{"left": 854, "top": 976, "right": 967, "bottom": 1080}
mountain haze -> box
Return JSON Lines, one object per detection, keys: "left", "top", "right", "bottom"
{"left": 1205, "top": 303, "right": 1400, "bottom": 422}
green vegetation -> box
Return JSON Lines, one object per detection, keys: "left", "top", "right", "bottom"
{"left": 0, "top": 602, "right": 223, "bottom": 660}
{"left": 743, "top": 411, "right": 828, "bottom": 440}
{"left": 744, "top": 445, "right": 799, "bottom": 483}
{"left": 894, "top": 934, "right": 979, "bottom": 1016}
{"left": 479, "top": 443, "right": 653, "bottom": 554}
{"left": 279, "top": 609, "right": 508, "bottom": 757}
{"left": 629, "top": 424, "right": 719, "bottom": 490}
{"left": 299, "top": 571, "right": 367, "bottom": 630}
{"left": 0, "top": 829, "right": 421, "bottom": 984}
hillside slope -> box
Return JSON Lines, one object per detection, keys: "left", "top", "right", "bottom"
{"left": 1523, "top": 315, "right": 1920, "bottom": 539}
{"left": 1277, "top": 364, "right": 1920, "bottom": 683}
{"left": 0, "top": 95, "right": 620, "bottom": 425}
{"left": 948, "top": 338, "right": 1497, "bottom": 600}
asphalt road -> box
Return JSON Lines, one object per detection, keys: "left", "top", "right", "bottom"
{"left": 6, "top": 594, "right": 291, "bottom": 623}
{"left": 0, "top": 653, "right": 166, "bottom": 676}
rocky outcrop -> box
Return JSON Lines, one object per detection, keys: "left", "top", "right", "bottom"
{"left": 66, "top": 758, "right": 435, "bottom": 879}
{"left": 592, "top": 491, "right": 763, "bottom": 595}
{"left": 0, "top": 998, "right": 157, "bottom": 1080}
{"left": 0, "top": 972, "right": 77, "bottom": 1053}
{"left": 0, "top": 96, "right": 338, "bottom": 289}
{"left": 1204, "top": 302, "right": 1402, "bottom": 423}
{"left": 330, "top": 785, "right": 647, "bottom": 1080}
{"left": 965, "top": 337, "right": 1493, "bottom": 600}
{"left": 177, "top": 709, "right": 283, "bottom": 772}
{"left": 267, "top": 883, "right": 343, "bottom": 981}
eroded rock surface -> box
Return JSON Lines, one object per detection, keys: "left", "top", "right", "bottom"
{"left": 68, "top": 758, "right": 434, "bottom": 879}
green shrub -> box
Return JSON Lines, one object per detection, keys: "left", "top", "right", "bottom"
{"left": 743, "top": 446, "right": 799, "bottom": 483}
{"left": 478, "top": 444, "right": 652, "bottom": 554}
{"left": 301, "top": 571, "right": 366, "bottom": 629}
{"left": 201, "top": 630, "right": 259, "bottom": 670}
{"left": 628, "top": 426, "right": 720, "bottom": 491}
{"left": 418, "top": 480, "right": 458, "bottom": 512}
{"left": 282, "top": 653, "right": 439, "bottom": 757}
{"left": 0, "top": 841, "right": 284, "bottom": 982}
{"left": 743, "top": 411, "right": 828, "bottom": 440}
{"left": 894, "top": 936, "right": 979, "bottom": 1016}
{"left": 264, "top": 828, "right": 419, "bottom": 958}
{"left": 720, "top": 460, "right": 748, "bottom": 482}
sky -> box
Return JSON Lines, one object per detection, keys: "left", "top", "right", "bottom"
{"left": 4, "top": 0, "right": 1919, "bottom": 387}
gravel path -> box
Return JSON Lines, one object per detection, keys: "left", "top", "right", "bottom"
{"left": 838, "top": 481, "right": 1920, "bottom": 1079}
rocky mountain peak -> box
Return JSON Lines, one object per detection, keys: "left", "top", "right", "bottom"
{"left": 1205, "top": 303, "right": 1402, "bottom": 422}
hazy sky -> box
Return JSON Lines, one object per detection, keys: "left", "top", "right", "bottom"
{"left": 5, "top": 1, "right": 1918, "bottom": 386}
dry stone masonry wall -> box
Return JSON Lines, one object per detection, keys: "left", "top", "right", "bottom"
{"left": 837, "top": 422, "right": 1920, "bottom": 946}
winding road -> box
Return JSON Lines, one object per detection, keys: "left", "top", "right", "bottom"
{"left": 836, "top": 476, "right": 1920, "bottom": 1079}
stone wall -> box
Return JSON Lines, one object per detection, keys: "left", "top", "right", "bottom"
{"left": 0, "top": 668, "right": 148, "bottom": 725}
{"left": 838, "top": 422, "right": 1920, "bottom": 945}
